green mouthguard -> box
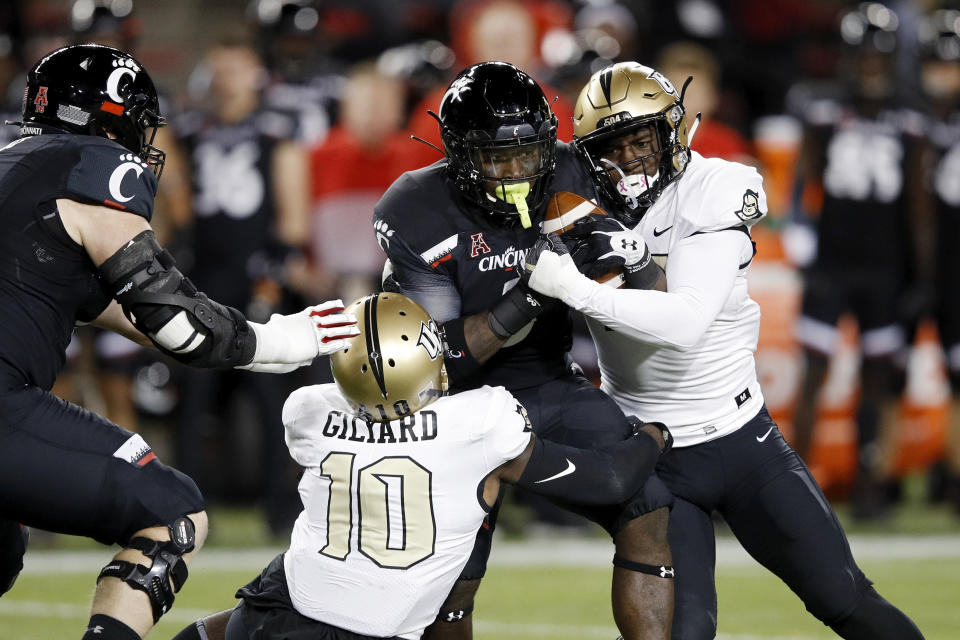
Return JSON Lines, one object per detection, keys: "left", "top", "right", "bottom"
{"left": 497, "top": 182, "right": 532, "bottom": 228}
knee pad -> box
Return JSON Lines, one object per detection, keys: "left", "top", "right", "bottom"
{"left": 97, "top": 516, "right": 196, "bottom": 623}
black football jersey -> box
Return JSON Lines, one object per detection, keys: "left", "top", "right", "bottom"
{"left": 177, "top": 107, "right": 298, "bottom": 309}
{"left": 931, "top": 111, "right": 960, "bottom": 280}
{"left": 0, "top": 126, "right": 157, "bottom": 389}
{"left": 803, "top": 97, "right": 926, "bottom": 270}
{"left": 373, "top": 142, "right": 598, "bottom": 391}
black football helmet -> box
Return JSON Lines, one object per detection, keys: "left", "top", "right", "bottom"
{"left": 22, "top": 44, "right": 165, "bottom": 176}
{"left": 839, "top": 2, "right": 899, "bottom": 100}
{"left": 438, "top": 61, "right": 557, "bottom": 227}
{"left": 918, "top": 9, "right": 960, "bottom": 63}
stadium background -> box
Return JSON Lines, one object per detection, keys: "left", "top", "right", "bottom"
{"left": 0, "top": 0, "right": 958, "bottom": 637}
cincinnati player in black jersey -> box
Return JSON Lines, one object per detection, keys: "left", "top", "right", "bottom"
{"left": 787, "top": 4, "right": 930, "bottom": 519}
{"left": 0, "top": 44, "right": 358, "bottom": 640}
{"left": 174, "top": 35, "right": 314, "bottom": 532}
{"left": 374, "top": 62, "right": 673, "bottom": 639}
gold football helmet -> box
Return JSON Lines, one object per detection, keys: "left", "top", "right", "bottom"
{"left": 573, "top": 61, "right": 692, "bottom": 216}
{"left": 330, "top": 293, "right": 448, "bottom": 422}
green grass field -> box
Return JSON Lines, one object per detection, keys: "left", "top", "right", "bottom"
{"left": 2, "top": 486, "right": 959, "bottom": 640}
{"left": 1, "top": 553, "right": 958, "bottom": 639}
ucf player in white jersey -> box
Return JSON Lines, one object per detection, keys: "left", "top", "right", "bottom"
{"left": 174, "top": 292, "right": 670, "bottom": 640}
{"left": 524, "top": 62, "right": 924, "bottom": 640}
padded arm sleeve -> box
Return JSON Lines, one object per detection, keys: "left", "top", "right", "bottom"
{"left": 515, "top": 431, "right": 661, "bottom": 506}
{"left": 98, "top": 230, "right": 256, "bottom": 368}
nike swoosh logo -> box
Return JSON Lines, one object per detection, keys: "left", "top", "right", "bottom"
{"left": 653, "top": 226, "right": 672, "bottom": 237}
{"left": 534, "top": 459, "right": 576, "bottom": 483}
{"left": 756, "top": 427, "right": 774, "bottom": 442}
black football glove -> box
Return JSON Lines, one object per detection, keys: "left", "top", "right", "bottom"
{"left": 568, "top": 216, "right": 651, "bottom": 281}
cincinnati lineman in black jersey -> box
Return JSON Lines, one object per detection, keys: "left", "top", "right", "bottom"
{"left": 0, "top": 44, "right": 357, "bottom": 640}
{"left": 375, "top": 62, "right": 674, "bottom": 639}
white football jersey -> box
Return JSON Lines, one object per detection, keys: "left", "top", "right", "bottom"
{"left": 281, "top": 383, "right": 529, "bottom": 639}
{"left": 589, "top": 152, "right": 767, "bottom": 447}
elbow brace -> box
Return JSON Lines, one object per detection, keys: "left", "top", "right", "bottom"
{"left": 98, "top": 230, "right": 256, "bottom": 369}
{"left": 515, "top": 431, "right": 661, "bottom": 506}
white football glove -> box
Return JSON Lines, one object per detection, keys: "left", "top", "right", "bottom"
{"left": 242, "top": 299, "right": 360, "bottom": 372}
{"left": 527, "top": 245, "right": 595, "bottom": 306}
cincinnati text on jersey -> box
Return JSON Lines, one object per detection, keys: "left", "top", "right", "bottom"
{"left": 478, "top": 246, "right": 528, "bottom": 272}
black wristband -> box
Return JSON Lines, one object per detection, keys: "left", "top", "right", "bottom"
{"left": 625, "top": 249, "right": 663, "bottom": 291}
{"left": 438, "top": 318, "right": 482, "bottom": 382}
{"left": 488, "top": 283, "right": 545, "bottom": 340}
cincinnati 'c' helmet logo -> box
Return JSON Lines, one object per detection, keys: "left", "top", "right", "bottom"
{"left": 106, "top": 57, "right": 141, "bottom": 104}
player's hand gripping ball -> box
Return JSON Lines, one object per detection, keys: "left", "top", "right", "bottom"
{"left": 542, "top": 191, "right": 627, "bottom": 287}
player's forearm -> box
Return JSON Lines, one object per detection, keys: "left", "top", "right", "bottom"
{"left": 464, "top": 313, "right": 505, "bottom": 363}
{"left": 572, "top": 285, "right": 710, "bottom": 350}
{"left": 560, "top": 231, "right": 742, "bottom": 349}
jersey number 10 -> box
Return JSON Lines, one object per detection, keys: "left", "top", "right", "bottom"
{"left": 313, "top": 452, "right": 437, "bottom": 569}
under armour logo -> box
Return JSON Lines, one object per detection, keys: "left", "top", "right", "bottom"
{"left": 660, "top": 566, "right": 675, "bottom": 578}
{"left": 446, "top": 610, "right": 466, "bottom": 622}
{"left": 621, "top": 239, "right": 638, "bottom": 251}
{"left": 525, "top": 294, "right": 540, "bottom": 307}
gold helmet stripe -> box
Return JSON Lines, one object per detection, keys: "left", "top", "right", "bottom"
{"left": 363, "top": 295, "right": 389, "bottom": 399}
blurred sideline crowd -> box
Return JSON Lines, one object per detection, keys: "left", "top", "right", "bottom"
{"left": 2, "top": 0, "right": 959, "bottom": 535}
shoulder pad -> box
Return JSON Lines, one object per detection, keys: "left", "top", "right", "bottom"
{"left": 675, "top": 155, "right": 768, "bottom": 236}
{"left": 374, "top": 165, "right": 463, "bottom": 253}
{"left": 282, "top": 384, "right": 350, "bottom": 466}
{"left": 473, "top": 386, "right": 531, "bottom": 468}
{"left": 552, "top": 142, "right": 598, "bottom": 200}
{"left": 63, "top": 137, "right": 157, "bottom": 220}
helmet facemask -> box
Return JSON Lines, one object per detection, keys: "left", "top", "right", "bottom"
{"left": 437, "top": 61, "right": 558, "bottom": 228}
{"left": 443, "top": 116, "right": 556, "bottom": 228}
{"left": 578, "top": 105, "right": 688, "bottom": 213}
{"left": 572, "top": 62, "right": 691, "bottom": 222}
{"left": 93, "top": 92, "right": 167, "bottom": 178}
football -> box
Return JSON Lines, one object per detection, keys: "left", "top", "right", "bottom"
{"left": 542, "top": 191, "right": 625, "bottom": 287}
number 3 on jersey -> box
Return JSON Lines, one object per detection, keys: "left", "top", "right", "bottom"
{"left": 314, "top": 452, "right": 436, "bottom": 569}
